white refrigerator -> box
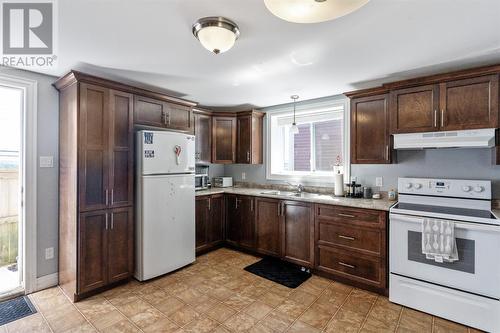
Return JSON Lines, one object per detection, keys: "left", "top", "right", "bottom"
{"left": 135, "top": 130, "right": 196, "bottom": 281}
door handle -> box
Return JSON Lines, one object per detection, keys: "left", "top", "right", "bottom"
{"left": 385, "top": 145, "right": 389, "bottom": 161}
{"left": 338, "top": 261, "right": 356, "bottom": 269}
{"left": 208, "top": 197, "right": 211, "bottom": 211}
{"left": 110, "top": 189, "right": 114, "bottom": 205}
{"left": 105, "top": 213, "right": 108, "bottom": 230}
{"left": 441, "top": 109, "right": 445, "bottom": 127}
{"left": 166, "top": 112, "right": 171, "bottom": 125}
{"left": 235, "top": 199, "right": 239, "bottom": 209}
{"left": 247, "top": 151, "right": 250, "bottom": 162}
{"left": 338, "top": 213, "right": 355, "bottom": 218}
{"left": 277, "top": 202, "right": 281, "bottom": 216}
{"left": 434, "top": 109, "right": 437, "bottom": 128}
{"left": 161, "top": 111, "right": 166, "bottom": 124}
{"left": 338, "top": 235, "right": 355, "bottom": 241}
{"left": 250, "top": 199, "right": 254, "bottom": 212}
{"left": 111, "top": 213, "right": 114, "bottom": 230}
{"left": 105, "top": 189, "right": 109, "bottom": 206}
{"left": 281, "top": 202, "right": 285, "bottom": 216}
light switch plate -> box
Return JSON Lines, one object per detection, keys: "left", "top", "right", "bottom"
{"left": 45, "top": 247, "right": 54, "bottom": 260}
{"left": 375, "top": 177, "right": 383, "bottom": 187}
{"left": 39, "top": 156, "right": 54, "bottom": 168}
{"left": 242, "top": 172, "right": 246, "bottom": 180}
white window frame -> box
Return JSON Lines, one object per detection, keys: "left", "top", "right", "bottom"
{"left": 0, "top": 73, "right": 38, "bottom": 297}
{"left": 265, "top": 95, "right": 350, "bottom": 184}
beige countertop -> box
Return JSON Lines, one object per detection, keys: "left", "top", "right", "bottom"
{"left": 196, "top": 187, "right": 396, "bottom": 211}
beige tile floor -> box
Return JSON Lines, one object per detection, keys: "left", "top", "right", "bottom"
{"left": 0, "top": 248, "right": 479, "bottom": 333}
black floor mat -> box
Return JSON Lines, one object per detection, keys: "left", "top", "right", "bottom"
{"left": 244, "top": 257, "right": 311, "bottom": 288}
{"left": 0, "top": 296, "right": 37, "bottom": 326}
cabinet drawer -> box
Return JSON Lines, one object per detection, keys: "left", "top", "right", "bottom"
{"left": 316, "top": 204, "right": 386, "bottom": 228}
{"left": 318, "top": 222, "right": 382, "bottom": 256}
{"left": 317, "top": 246, "right": 383, "bottom": 286}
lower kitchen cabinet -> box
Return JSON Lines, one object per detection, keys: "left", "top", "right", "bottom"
{"left": 226, "top": 194, "right": 255, "bottom": 249}
{"left": 282, "top": 201, "right": 314, "bottom": 267}
{"left": 78, "top": 207, "right": 133, "bottom": 295}
{"left": 255, "top": 198, "right": 281, "bottom": 257}
{"left": 314, "top": 204, "right": 388, "bottom": 295}
{"left": 195, "top": 194, "right": 224, "bottom": 254}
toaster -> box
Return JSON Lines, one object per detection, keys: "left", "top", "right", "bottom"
{"left": 213, "top": 177, "right": 233, "bottom": 188}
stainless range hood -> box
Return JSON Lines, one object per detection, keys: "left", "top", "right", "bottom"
{"left": 393, "top": 128, "right": 496, "bottom": 150}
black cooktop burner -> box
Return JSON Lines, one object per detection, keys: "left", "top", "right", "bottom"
{"left": 393, "top": 202, "right": 496, "bottom": 219}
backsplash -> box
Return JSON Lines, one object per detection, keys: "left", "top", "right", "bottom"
{"left": 224, "top": 148, "right": 500, "bottom": 198}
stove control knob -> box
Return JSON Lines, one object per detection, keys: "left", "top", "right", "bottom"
{"left": 405, "top": 183, "right": 412, "bottom": 189}
{"left": 414, "top": 183, "right": 422, "bottom": 189}
{"left": 474, "top": 186, "right": 484, "bottom": 193}
{"left": 462, "top": 186, "right": 471, "bottom": 192}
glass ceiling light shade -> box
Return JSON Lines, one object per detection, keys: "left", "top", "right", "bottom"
{"left": 192, "top": 17, "right": 240, "bottom": 54}
{"left": 264, "top": 0, "right": 370, "bottom": 24}
{"left": 291, "top": 95, "right": 299, "bottom": 134}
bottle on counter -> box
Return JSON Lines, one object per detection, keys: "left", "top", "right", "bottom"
{"left": 388, "top": 188, "right": 397, "bottom": 201}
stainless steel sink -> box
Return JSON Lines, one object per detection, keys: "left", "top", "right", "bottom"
{"left": 260, "top": 190, "right": 283, "bottom": 195}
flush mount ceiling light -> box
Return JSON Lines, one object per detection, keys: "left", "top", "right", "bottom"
{"left": 192, "top": 17, "right": 240, "bottom": 54}
{"left": 264, "top": 0, "right": 370, "bottom": 24}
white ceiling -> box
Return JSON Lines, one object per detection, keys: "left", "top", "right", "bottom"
{"left": 38, "top": 0, "right": 500, "bottom": 109}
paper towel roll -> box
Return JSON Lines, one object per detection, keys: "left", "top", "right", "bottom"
{"left": 334, "top": 174, "right": 344, "bottom": 196}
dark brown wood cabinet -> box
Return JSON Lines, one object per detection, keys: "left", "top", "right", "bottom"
{"left": 282, "top": 201, "right": 314, "bottom": 267}
{"left": 134, "top": 95, "right": 194, "bottom": 133}
{"left": 255, "top": 198, "right": 281, "bottom": 257}
{"left": 440, "top": 75, "right": 498, "bottom": 131}
{"left": 212, "top": 116, "right": 237, "bottom": 164}
{"left": 390, "top": 85, "right": 439, "bottom": 134}
{"left": 225, "top": 194, "right": 255, "bottom": 249}
{"left": 193, "top": 109, "right": 212, "bottom": 164}
{"left": 314, "top": 204, "right": 388, "bottom": 295}
{"left": 351, "top": 94, "right": 391, "bottom": 164}
{"left": 236, "top": 111, "right": 264, "bottom": 164}
{"left": 107, "top": 207, "right": 134, "bottom": 283}
{"left": 195, "top": 194, "right": 224, "bottom": 254}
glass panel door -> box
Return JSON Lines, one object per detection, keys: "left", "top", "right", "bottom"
{"left": 0, "top": 85, "right": 23, "bottom": 297}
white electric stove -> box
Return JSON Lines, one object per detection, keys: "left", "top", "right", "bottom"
{"left": 389, "top": 177, "right": 500, "bottom": 332}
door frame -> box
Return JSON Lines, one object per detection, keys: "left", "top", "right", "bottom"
{"left": 0, "top": 73, "right": 38, "bottom": 296}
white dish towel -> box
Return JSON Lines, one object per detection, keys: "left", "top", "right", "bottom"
{"left": 421, "top": 218, "right": 459, "bottom": 263}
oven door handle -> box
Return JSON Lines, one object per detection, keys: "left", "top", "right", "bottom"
{"left": 390, "top": 213, "right": 500, "bottom": 233}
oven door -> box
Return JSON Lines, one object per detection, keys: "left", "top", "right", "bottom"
{"left": 390, "top": 213, "right": 500, "bottom": 299}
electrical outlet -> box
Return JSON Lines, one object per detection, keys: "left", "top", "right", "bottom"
{"left": 241, "top": 172, "right": 246, "bottom": 180}
{"left": 375, "top": 177, "right": 383, "bottom": 187}
{"left": 45, "top": 247, "right": 54, "bottom": 260}
{"left": 39, "top": 156, "right": 54, "bottom": 168}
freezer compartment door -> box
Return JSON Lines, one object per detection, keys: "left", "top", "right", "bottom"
{"left": 135, "top": 174, "right": 195, "bottom": 280}
{"left": 137, "top": 130, "right": 195, "bottom": 175}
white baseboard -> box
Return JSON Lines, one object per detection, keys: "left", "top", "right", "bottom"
{"left": 35, "top": 273, "right": 58, "bottom": 291}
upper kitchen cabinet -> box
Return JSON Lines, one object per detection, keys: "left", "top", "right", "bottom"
{"left": 212, "top": 115, "right": 237, "bottom": 164}
{"left": 439, "top": 75, "right": 498, "bottom": 131}
{"left": 350, "top": 92, "right": 392, "bottom": 164}
{"left": 193, "top": 108, "right": 212, "bottom": 164}
{"left": 134, "top": 95, "right": 194, "bottom": 133}
{"left": 390, "top": 85, "right": 439, "bottom": 134}
{"left": 236, "top": 111, "right": 264, "bottom": 164}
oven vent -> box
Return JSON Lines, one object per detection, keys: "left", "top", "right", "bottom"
{"left": 393, "top": 128, "right": 496, "bottom": 150}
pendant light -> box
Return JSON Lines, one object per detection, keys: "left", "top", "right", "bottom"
{"left": 264, "top": 0, "right": 370, "bottom": 24}
{"left": 290, "top": 95, "right": 299, "bottom": 134}
{"left": 192, "top": 17, "right": 240, "bottom": 54}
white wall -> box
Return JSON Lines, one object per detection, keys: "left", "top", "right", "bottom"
{"left": 0, "top": 67, "right": 59, "bottom": 278}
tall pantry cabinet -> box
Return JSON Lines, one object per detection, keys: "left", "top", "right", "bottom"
{"left": 56, "top": 73, "right": 134, "bottom": 301}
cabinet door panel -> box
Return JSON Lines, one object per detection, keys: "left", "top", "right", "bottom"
{"left": 208, "top": 195, "right": 224, "bottom": 244}
{"left": 79, "top": 211, "right": 108, "bottom": 293}
{"left": 79, "top": 84, "right": 109, "bottom": 211}
{"left": 110, "top": 90, "right": 133, "bottom": 207}
{"left": 134, "top": 95, "right": 166, "bottom": 127}
{"left": 194, "top": 113, "right": 212, "bottom": 164}
{"left": 225, "top": 195, "right": 240, "bottom": 244}
{"left": 108, "top": 207, "right": 133, "bottom": 283}
{"left": 212, "top": 117, "right": 236, "bottom": 164}
{"left": 390, "top": 85, "right": 439, "bottom": 133}
{"left": 239, "top": 196, "right": 255, "bottom": 249}
{"left": 351, "top": 94, "right": 391, "bottom": 164}
{"left": 237, "top": 115, "right": 252, "bottom": 163}
{"left": 440, "top": 75, "right": 499, "bottom": 130}
{"left": 282, "top": 201, "right": 313, "bottom": 267}
{"left": 255, "top": 198, "right": 281, "bottom": 257}
{"left": 166, "top": 103, "right": 194, "bottom": 133}
{"left": 196, "top": 197, "right": 209, "bottom": 251}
